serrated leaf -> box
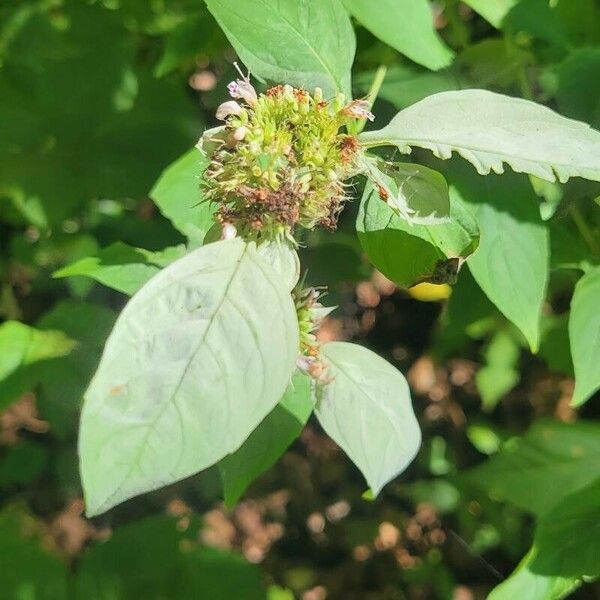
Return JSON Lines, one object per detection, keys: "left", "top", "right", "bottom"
{"left": 205, "top": 0, "right": 355, "bottom": 97}
{"left": 342, "top": 0, "right": 453, "bottom": 71}
{"left": 569, "top": 266, "right": 600, "bottom": 407}
{"left": 53, "top": 242, "right": 186, "bottom": 295}
{"left": 466, "top": 420, "right": 600, "bottom": 516}
{"left": 357, "top": 173, "right": 479, "bottom": 288}
{"left": 315, "top": 342, "right": 421, "bottom": 496}
{"left": 488, "top": 547, "right": 581, "bottom": 600}
{"left": 219, "top": 373, "right": 313, "bottom": 507}
{"left": 360, "top": 90, "right": 600, "bottom": 183}
{"left": 449, "top": 167, "right": 549, "bottom": 352}
{"left": 79, "top": 239, "right": 299, "bottom": 516}
{"left": 149, "top": 148, "right": 215, "bottom": 245}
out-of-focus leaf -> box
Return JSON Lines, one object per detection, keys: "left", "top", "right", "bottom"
{"left": 220, "top": 373, "right": 313, "bottom": 507}
{"left": 539, "top": 314, "right": 573, "bottom": 376}
{"left": 569, "top": 266, "right": 600, "bottom": 406}
{"left": 0, "top": 505, "right": 68, "bottom": 599}
{"left": 53, "top": 242, "right": 186, "bottom": 295}
{"left": 205, "top": 0, "right": 355, "bottom": 97}
{"left": 476, "top": 330, "right": 520, "bottom": 411}
{"left": 342, "top": 0, "right": 453, "bottom": 71}
{"left": 355, "top": 65, "right": 459, "bottom": 111}
{"left": 467, "top": 420, "right": 600, "bottom": 515}
{"left": 150, "top": 148, "right": 215, "bottom": 245}
{"left": 79, "top": 240, "right": 299, "bottom": 516}
{"left": 461, "top": 0, "right": 520, "bottom": 28}
{"left": 0, "top": 321, "right": 75, "bottom": 410}
{"left": 360, "top": 90, "right": 600, "bottom": 184}
{"left": 449, "top": 167, "right": 549, "bottom": 352}
{"left": 0, "top": 442, "right": 46, "bottom": 486}
{"left": 531, "top": 478, "right": 600, "bottom": 578}
{"left": 357, "top": 171, "right": 479, "bottom": 288}
{"left": 37, "top": 302, "right": 116, "bottom": 439}
{"left": 316, "top": 342, "right": 421, "bottom": 496}
{"left": 75, "top": 515, "right": 265, "bottom": 599}
{"left": 488, "top": 547, "right": 581, "bottom": 600}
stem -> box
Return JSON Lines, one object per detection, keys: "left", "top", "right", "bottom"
{"left": 570, "top": 203, "right": 600, "bottom": 258}
{"left": 354, "top": 65, "right": 387, "bottom": 135}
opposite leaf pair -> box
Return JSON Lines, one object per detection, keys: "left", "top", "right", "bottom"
{"left": 79, "top": 238, "right": 420, "bottom": 516}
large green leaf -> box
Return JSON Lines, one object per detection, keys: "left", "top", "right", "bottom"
{"left": 569, "top": 266, "right": 600, "bottom": 407}
{"left": 149, "top": 148, "right": 215, "bottom": 245}
{"left": 75, "top": 515, "right": 265, "bottom": 600}
{"left": 357, "top": 172, "right": 479, "bottom": 288}
{"left": 467, "top": 421, "right": 600, "bottom": 516}
{"left": 360, "top": 90, "right": 600, "bottom": 183}
{"left": 531, "top": 478, "right": 600, "bottom": 578}
{"left": 204, "top": 0, "right": 355, "bottom": 97}
{"left": 449, "top": 168, "right": 549, "bottom": 352}
{"left": 316, "top": 342, "right": 421, "bottom": 496}
{"left": 342, "top": 0, "right": 453, "bottom": 71}
{"left": 488, "top": 548, "right": 581, "bottom": 600}
{"left": 79, "top": 239, "right": 299, "bottom": 516}
{"left": 53, "top": 242, "right": 186, "bottom": 295}
{"left": 219, "top": 373, "right": 313, "bottom": 507}
{"left": 460, "top": 0, "right": 520, "bottom": 28}
{"left": 0, "top": 321, "right": 75, "bottom": 410}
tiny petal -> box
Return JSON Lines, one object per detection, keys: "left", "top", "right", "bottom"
{"left": 221, "top": 223, "right": 238, "bottom": 240}
{"left": 296, "top": 355, "right": 315, "bottom": 373}
{"left": 227, "top": 79, "right": 258, "bottom": 105}
{"left": 216, "top": 100, "right": 242, "bottom": 120}
{"left": 342, "top": 99, "right": 375, "bottom": 121}
{"left": 233, "top": 126, "right": 248, "bottom": 141}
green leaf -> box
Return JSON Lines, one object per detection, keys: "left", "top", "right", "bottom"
{"left": 359, "top": 90, "right": 600, "bottom": 183}
{"left": 342, "top": 0, "right": 453, "bottom": 71}
{"left": 569, "top": 266, "right": 600, "bottom": 406}
{"left": 355, "top": 65, "right": 459, "bottom": 111}
{"left": 53, "top": 242, "right": 186, "bottom": 296}
{"left": 461, "top": 0, "right": 520, "bottom": 28}
{"left": 316, "top": 342, "right": 421, "bottom": 496}
{"left": 79, "top": 239, "right": 299, "bottom": 516}
{"left": 149, "top": 148, "right": 215, "bottom": 245}
{"left": 357, "top": 171, "right": 479, "bottom": 288}
{"left": 449, "top": 168, "right": 549, "bottom": 352}
{"left": 488, "top": 547, "right": 581, "bottom": 600}
{"left": 360, "top": 158, "right": 451, "bottom": 224}
{"left": 37, "top": 302, "right": 116, "bottom": 439}
{"left": 0, "top": 442, "right": 46, "bottom": 487}
{"left": 531, "top": 478, "right": 600, "bottom": 578}
{"left": 75, "top": 515, "right": 265, "bottom": 600}
{"left": 476, "top": 330, "right": 520, "bottom": 411}
{"left": 0, "top": 505, "right": 68, "bottom": 599}
{"left": 0, "top": 321, "right": 75, "bottom": 409}
{"left": 256, "top": 238, "right": 301, "bottom": 292}
{"left": 204, "top": 0, "right": 355, "bottom": 97}
{"left": 467, "top": 420, "right": 600, "bottom": 516}
{"left": 220, "top": 373, "right": 313, "bottom": 507}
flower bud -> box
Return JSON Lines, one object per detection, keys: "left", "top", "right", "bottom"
{"left": 220, "top": 222, "right": 238, "bottom": 240}
{"left": 216, "top": 100, "right": 243, "bottom": 121}
{"left": 233, "top": 126, "right": 248, "bottom": 141}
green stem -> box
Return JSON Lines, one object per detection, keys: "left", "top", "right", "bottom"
{"left": 354, "top": 65, "right": 387, "bottom": 135}
{"left": 570, "top": 203, "right": 600, "bottom": 258}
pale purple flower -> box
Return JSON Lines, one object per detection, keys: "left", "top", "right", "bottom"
{"left": 227, "top": 79, "right": 258, "bottom": 105}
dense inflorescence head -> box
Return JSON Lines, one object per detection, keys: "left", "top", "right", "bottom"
{"left": 201, "top": 75, "right": 371, "bottom": 241}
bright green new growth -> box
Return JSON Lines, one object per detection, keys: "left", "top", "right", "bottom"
{"left": 203, "top": 78, "right": 368, "bottom": 239}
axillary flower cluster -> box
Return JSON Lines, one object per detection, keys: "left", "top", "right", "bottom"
{"left": 201, "top": 67, "right": 372, "bottom": 241}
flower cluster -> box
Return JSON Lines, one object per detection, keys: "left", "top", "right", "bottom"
{"left": 201, "top": 72, "right": 370, "bottom": 241}
{"left": 293, "top": 285, "right": 334, "bottom": 383}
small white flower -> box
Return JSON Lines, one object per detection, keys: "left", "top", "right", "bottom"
{"left": 216, "top": 100, "right": 243, "bottom": 121}
{"left": 342, "top": 99, "right": 375, "bottom": 121}
{"left": 220, "top": 222, "right": 238, "bottom": 240}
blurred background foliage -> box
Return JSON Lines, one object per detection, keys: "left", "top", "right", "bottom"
{"left": 0, "top": 0, "right": 599, "bottom": 598}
